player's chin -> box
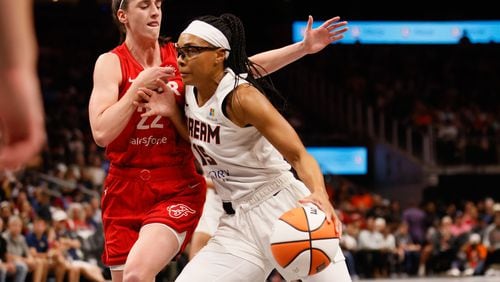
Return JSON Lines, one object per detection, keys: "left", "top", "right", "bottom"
{"left": 180, "top": 73, "right": 193, "bottom": 84}
{"left": 143, "top": 29, "right": 160, "bottom": 40}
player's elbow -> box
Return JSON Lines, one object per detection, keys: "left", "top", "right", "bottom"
{"left": 93, "top": 137, "right": 108, "bottom": 148}
{"left": 284, "top": 150, "right": 303, "bottom": 168}
{"left": 91, "top": 130, "right": 110, "bottom": 147}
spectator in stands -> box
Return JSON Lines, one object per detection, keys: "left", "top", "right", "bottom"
{"left": 394, "top": 221, "right": 421, "bottom": 276}
{"left": 0, "top": 202, "right": 13, "bottom": 230}
{"left": 26, "top": 217, "right": 66, "bottom": 282}
{"left": 463, "top": 233, "right": 487, "bottom": 276}
{"left": 357, "top": 216, "right": 386, "bottom": 278}
{"left": 31, "top": 188, "right": 52, "bottom": 222}
{"left": 82, "top": 154, "right": 106, "bottom": 189}
{"left": 483, "top": 203, "right": 500, "bottom": 276}
{"left": 3, "top": 215, "right": 45, "bottom": 282}
{"left": 340, "top": 222, "right": 359, "bottom": 278}
{"left": 402, "top": 201, "right": 427, "bottom": 245}
{"left": 52, "top": 209, "right": 105, "bottom": 282}
{"left": 0, "top": 218, "right": 28, "bottom": 282}
{"left": 419, "top": 216, "right": 458, "bottom": 276}
{"left": 379, "top": 218, "right": 397, "bottom": 277}
{"left": 450, "top": 211, "right": 473, "bottom": 239}
{"left": 447, "top": 232, "right": 487, "bottom": 276}
{"left": 479, "top": 197, "right": 497, "bottom": 226}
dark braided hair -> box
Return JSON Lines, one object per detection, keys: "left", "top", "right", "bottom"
{"left": 195, "top": 13, "right": 286, "bottom": 110}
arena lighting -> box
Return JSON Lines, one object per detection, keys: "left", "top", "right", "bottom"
{"left": 293, "top": 20, "right": 500, "bottom": 44}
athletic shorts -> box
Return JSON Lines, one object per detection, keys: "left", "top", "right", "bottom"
{"left": 101, "top": 165, "right": 206, "bottom": 266}
{"left": 176, "top": 172, "right": 346, "bottom": 281}
{"left": 194, "top": 188, "right": 224, "bottom": 236}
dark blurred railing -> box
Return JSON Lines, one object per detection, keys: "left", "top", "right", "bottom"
{"left": 279, "top": 66, "right": 500, "bottom": 170}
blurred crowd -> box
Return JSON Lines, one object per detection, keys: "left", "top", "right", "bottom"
{"left": 330, "top": 176, "right": 500, "bottom": 279}
{"left": 275, "top": 42, "right": 500, "bottom": 166}
{"left": 2, "top": 168, "right": 499, "bottom": 281}
{"left": 0, "top": 5, "right": 496, "bottom": 281}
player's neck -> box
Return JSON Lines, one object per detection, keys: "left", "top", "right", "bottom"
{"left": 125, "top": 37, "right": 161, "bottom": 68}
{"left": 194, "top": 70, "right": 225, "bottom": 106}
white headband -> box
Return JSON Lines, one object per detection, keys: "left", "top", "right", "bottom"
{"left": 181, "top": 20, "right": 231, "bottom": 58}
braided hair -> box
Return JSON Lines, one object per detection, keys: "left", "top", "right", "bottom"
{"left": 195, "top": 13, "right": 286, "bottom": 110}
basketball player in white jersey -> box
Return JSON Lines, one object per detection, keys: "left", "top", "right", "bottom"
{"left": 186, "top": 15, "right": 349, "bottom": 263}
{"left": 137, "top": 13, "right": 351, "bottom": 282}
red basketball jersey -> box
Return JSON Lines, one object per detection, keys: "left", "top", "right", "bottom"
{"left": 107, "top": 42, "right": 193, "bottom": 168}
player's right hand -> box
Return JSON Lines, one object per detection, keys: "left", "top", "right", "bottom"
{"left": 134, "top": 66, "right": 174, "bottom": 93}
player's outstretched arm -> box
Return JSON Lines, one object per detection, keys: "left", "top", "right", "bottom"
{"left": 249, "top": 15, "right": 348, "bottom": 76}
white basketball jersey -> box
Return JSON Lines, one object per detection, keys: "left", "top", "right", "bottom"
{"left": 184, "top": 68, "right": 292, "bottom": 202}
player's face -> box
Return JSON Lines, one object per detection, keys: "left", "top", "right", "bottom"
{"left": 176, "top": 34, "right": 225, "bottom": 87}
{"left": 123, "top": 0, "right": 162, "bottom": 40}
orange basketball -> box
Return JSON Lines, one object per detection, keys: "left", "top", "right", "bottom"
{"left": 270, "top": 204, "right": 341, "bottom": 278}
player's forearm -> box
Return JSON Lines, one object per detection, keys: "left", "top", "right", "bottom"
{"left": 91, "top": 94, "right": 137, "bottom": 147}
{"left": 290, "top": 153, "right": 328, "bottom": 196}
{"left": 249, "top": 42, "right": 306, "bottom": 76}
{"left": 0, "top": 0, "right": 37, "bottom": 69}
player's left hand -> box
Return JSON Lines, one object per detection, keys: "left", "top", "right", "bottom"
{"left": 299, "top": 192, "right": 342, "bottom": 236}
{"left": 302, "top": 15, "right": 348, "bottom": 54}
{"left": 134, "top": 79, "right": 179, "bottom": 118}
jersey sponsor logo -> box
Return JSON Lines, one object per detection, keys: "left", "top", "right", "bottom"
{"left": 129, "top": 135, "right": 168, "bottom": 146}
{"left": 188, "top": 117, "right": 220, "bottom": 144}
{"left": 167, "top": 204, "right": 196, "bottom": 219}
{"left": 207, "top": 169, "right": 229, "bottom": 181}
{"left": 207, "top": 108, "right": 217, "bottom": 121}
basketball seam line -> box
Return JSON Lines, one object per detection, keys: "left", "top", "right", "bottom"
{"left": 306, "top": 207, "right": 313, "bottom": 275}
{"left": 270, "top": 237, "right": 340, "bottom": 246}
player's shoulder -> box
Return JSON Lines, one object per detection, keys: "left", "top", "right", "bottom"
{"left": 232, "top": 83, "right": 265, "bottom": 105}
{"left": 94, "top": 52, "right": 120, "bottom": 71}
{"left": 97, "top": 51, "right": 120, "bottom": 64}
{"left": 93, "top": 52, "right": 121, "bottom": 83}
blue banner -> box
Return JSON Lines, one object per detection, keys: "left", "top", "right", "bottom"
{"left": 293, "top": 20, "right": 500, "bottom": 44}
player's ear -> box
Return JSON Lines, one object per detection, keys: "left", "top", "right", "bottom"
{"left": 214, "top": 49, "right": 226, "bottom": 65}
{"left": 117, "top": 9, "right": 127, "bottom": 24}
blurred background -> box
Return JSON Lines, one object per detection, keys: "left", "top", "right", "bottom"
{"left": 1, "top": 0, "right": 499, "bottom": 281}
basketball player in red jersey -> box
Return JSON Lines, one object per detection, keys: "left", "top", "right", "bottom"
{"left": 88, "top": 1, "right": 347, "bottom": 281}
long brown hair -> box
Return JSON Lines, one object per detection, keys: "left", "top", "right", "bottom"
{"left": 111, "top": 0, "right": 127, "bottom": 42}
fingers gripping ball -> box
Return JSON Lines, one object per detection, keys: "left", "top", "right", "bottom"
{"left": 270, "top": 204, "right": 341, "bottom": 278}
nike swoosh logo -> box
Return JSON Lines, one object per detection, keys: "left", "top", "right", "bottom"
{"left": 188, "top": 183, "right": 200, "bottom": 189}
